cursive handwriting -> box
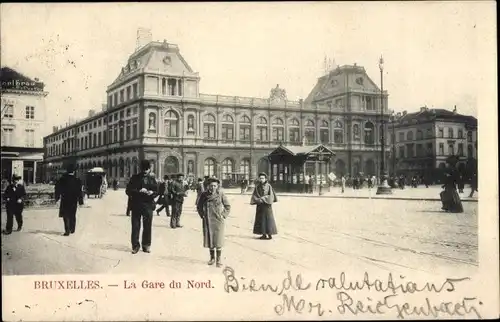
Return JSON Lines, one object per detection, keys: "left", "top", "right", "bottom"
{"left": 222, "top": 266, "right": 311, "bottom": 295}
{"left": 336, "top": 291, "right": 482, "bottom": 319}
{"left": 316, "top": 272, "right": 469, "bottom": 294}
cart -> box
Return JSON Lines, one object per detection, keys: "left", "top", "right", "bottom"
{"left": 85, "top": 167, "right": 107, "bottom": 198}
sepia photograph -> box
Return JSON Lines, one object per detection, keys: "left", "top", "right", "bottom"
{"left": 1, "top": 2, "right": 498, "bottom": 321}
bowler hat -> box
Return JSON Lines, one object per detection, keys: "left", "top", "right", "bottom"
{"left": 12, "top": 174, "right": 21, "bottom": 181}
{"left": 140, "top": 160, "right": 151, "bottom": 171}
{"left": 207, "top": 177, "right": 220, "bottom": 184}
{"left": 176, "top": 173, "right": 185, "bottom": 177}
{"left": 258, "top": 172, "right": 268, "bottom": 178}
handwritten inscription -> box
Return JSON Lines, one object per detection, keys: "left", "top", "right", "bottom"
{"left": 222, "top": 266, "right": 482, "bottom": 319}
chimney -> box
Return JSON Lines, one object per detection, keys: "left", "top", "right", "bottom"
{"left": 88, "top": 109, "right": 95, "bottom": 117}
{"left": 136, "top": 27, "right": 152, "bottom": 50}
{"left": 453, "top": 105, "right": 457, "bottom": 114}
{"left": 53, "top": 126, "right": 58, "bottom": 133}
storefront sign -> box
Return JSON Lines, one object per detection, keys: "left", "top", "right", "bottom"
{"left": 1, "top": 79, "right": 44, "bottom": 91}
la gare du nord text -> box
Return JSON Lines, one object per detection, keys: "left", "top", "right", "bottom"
{"left": 33, "top": 279, "right": 214, "bottom": 290}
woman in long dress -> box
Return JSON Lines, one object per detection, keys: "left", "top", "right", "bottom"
{"left": 250, "top": 172, "right": 278, "bottom": 240}
{"left": 196, "top": 178, "right": 231, "bottom": 267}
{"left": 440, "top": 170, "right": 464, "bottom": 213}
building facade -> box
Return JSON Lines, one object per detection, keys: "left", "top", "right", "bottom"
{"left": 43, "top": 40, "right": 391, "bottom": 185}
{"left": 388, "top": 106, "right": 478, "bottom": 181}
{"left": 1, "top": 67, "right": 48, "bottom": 183}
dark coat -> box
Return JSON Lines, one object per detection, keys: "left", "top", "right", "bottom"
{"left": 170, "top": 180, "right": 187, "bottom": 204}
{"left": 55, "top": 174, "right": 84, "bottom": 218}
{"left": 195, "top": 182, "right": 204, "bottom": 205}
{"left": 197, "top": 189, "right": 231, "bottom": 248}
{"left": 440, "top": 171, "right": 464, "bottom": 213}
{"left": 126, "top": 172, "right": 158, "bottom": 213}
{"left": 250, "top": 182, "right": 278, "bottom": 235}
{"left": 3, "top": 183, "right": 26, "bottom": 212}
{"left": 156, "top": 181, "right": 171, "bottom": 206}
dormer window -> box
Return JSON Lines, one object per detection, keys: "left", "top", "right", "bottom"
{"left": 356, "top": 77, "right": 364, "bottom": 85}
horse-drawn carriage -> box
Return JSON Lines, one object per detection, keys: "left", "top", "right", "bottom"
{"left": 84, "top": 167, "right": 107, "bottom": 198}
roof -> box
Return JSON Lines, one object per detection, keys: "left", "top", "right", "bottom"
{"left": 397, "top": 108, "right": 477, "bottom": 126}
{"left": 0, "top": 67, "right": 45, "bottom": 91}
{"left": 270, "top": 144, "right": 335, "bottom": 157}
{"left": 0, "top": 67, "right": 35, "bottom": 83}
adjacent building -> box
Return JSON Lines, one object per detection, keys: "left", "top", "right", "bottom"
{"left": 388, "top": 106, "right": 477, "bottom": 181}
{"left": 43, "top": 39, "right": 391, "bottom": 185}
{"left": 1, "top": 67, "right": 48, "bottom": 183}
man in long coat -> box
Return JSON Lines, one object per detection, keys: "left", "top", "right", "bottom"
{"left": 55, "top": 164, "right": 84, "bottom": 236}
{"left": 250, "top": 172, "right": 278, "bottom": 240}
{"left": 126, "top": 160, "right": 158, "bottom": 253}
{"left": 156, "top": 175, "right": 171, "bottom": 217}
{"left": 196, "top": 178, "right": 231, "bottom": 267}
{"left": 170, "top": 173, "right": 187, "bottom": 228}
{"left": 2, "top": 174, "right": 26, "bottom": 235}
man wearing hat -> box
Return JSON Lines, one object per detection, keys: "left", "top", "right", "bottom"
{"left": 170, "top": 173, "right": 187, "bottom": 228}
{"left": 126, "top": 159, "right": 158, "bottom": 253}
{"left": 196, "top": 177, "right": 231, "bottom": 267}
{"left": 55, "top": 163, "right": 84, "bottom": 236}
{"left": 2, "top": 174, "right": 26, "bottom": 235}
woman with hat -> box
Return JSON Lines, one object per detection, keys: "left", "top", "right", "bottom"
{"left": 196, "top": 177, "right": 231, "bottom": 267}
{"left": 2, "top": 174, "right": 26, "bottom": 235}
{"left": 250, "top": 172, "right": 278, "bottom": 240}
{"left": 440, "top": 167, "right": 464, "bottom": 213}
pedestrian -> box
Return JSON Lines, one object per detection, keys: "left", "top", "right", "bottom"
{"left": 54, "top": 164, "right": 84, "bottom": 236}
{"left": 196, "top": 177, "right": 231, "bottom": 267}
{"left": 439, "top": 168, "right": 464, "bottom": 213}
{"left": 469, "top": 172, "right": 478, "bottom": 197}
{"left": 126, "top": 195, "right": 132, "bottom": 216}
{"left": 250, "top": 172, "right": 278, "bottom": 240}
{"left": 170, "top": 173, "right": 187, "bottom": 229}
{"left": 125, "top": 160, "right": 158, "bottom": 254}
{"left": 2, "top": 174, "right": 26, "bottom": 235}
{"left": 240, "top": 178, "right": 248, "bottom": 194}
{"left": 156, "top": 175, "right": 171, "bottom": 217}
{"left": 457, "top": 174, "right": 465, "bottom": 193}
{"left": 341, "top": 175, "right": 346, "bottom": 193}
{"left": 195, "top": 178, "right": 205, "bottom": 206}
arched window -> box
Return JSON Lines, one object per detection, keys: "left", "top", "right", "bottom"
{"left": 221, "top": 114, "right": 234, "bottom": 141}
{"left": 288, "top": 118, "right": 300, "bottom": 143}
{"left": 256, "top": 116, "right": 268, "bottom": 142}
{"left": 239, "top": 115, "right": 251, "bottom": 141}
{"left": 240, "top": 159, "right": 250, "bottom": 179}
{"left": 272, "top": 118, "right": 284, "bottom": 142}
{"left": 203, "top": 114, "right": 216, "bottom": 140}
{"left": 407, "top": 131, "right": 413, "bottom": 141}
{"left": 416, "top": 130, "right": 423, "bottom": 140}
{"left": 457, "top": 129, "right": 463, "bottom": 139}
{"left": 333, "top": 120, "right": 344, "bottom": 144}
{"left": 448, "top": 128, "right": 454, "bottom": 138}
{"left": 221, "top": 158, "right": 234, "bottom": 180}
{"left": 364, "top": 122, "right": 374, "bottom": 145}
{"left": 304, "top": 119, "right": 315, "bottom": 144}
{"left": 164, "top": 156, "right": 179, "bottom": 175}
{"left": 320, "top": 120, "right": 329, "bottom": 144}
{"left": 204, "top": 158, "right": 216, "bottom": 177}
{"left": 164, "top": 110, "right": 179, "bottom": 137}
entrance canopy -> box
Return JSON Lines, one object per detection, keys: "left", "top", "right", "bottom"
{"left": 268, "top": 144, "right": 335, "bottom": 164}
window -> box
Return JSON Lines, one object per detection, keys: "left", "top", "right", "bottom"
{"left": 288, "top": 118, "right": 300, "bottom": 143}
{"left": 407, "top": 131, "right": 414, "bottom": 141}
{"left": 119, "top": 121, "right": 125, "bottom": 141}
{"left": 304, "top": 119, "right": 315, "bottom": 144}
{"left": 439, "top": 143, "right": 444, "bottom": 155}
{"left": 240, "top": 159, "right": 250, "bottom": 179}
{"left": 448, "top": 128, "right": 453, "bottom": 138}
{"left": 458, "top": 143, "right": 464, "bottom": 156}
{"left": 364, "top": 122, "right": 374, "bottom": 145}
{"left": 84, "top": 136, "right": 88, "bottom": 149}
{"left": 162, "top": 79, "right": 167, "bottom": 95}
{"left": 416, "top": 144, "right": 423, "bottom": 157}
{"left": 132, "top": 83, "right": 138, "bottom": 98}
{"left": 416, "top": 130, "right": 423, "bottom": 140}
{"left": 126, "top": 86, "right": 131, "bottom": 100}
{"left": 448, "top": 143, "right": 454, "bottom": 155}
{"left": 204, "top": 158, "right": 216, "bottom": 177}
{"left": 126, "top": 108, "right": 131, "bottom": 117}
{"left": 406, "top": 144, "right": 414, "bottom": 157}
{"left": 239, "top": 115, "right": 251, "bottom": 141}
{"left": 203, "top": 114, "right": 216, "bottom": 139}
{"left": 164, "top": 110, "right": 179, "bottom": 137}
{"left": 320, "top": 120, "right": 329, "bottom": 144}
{"left": 25, "top": 106, "right": 35, "bottom": 119}
{"left": 272, "top": 118, "right": 284, "bottom": 143}
{"left": 221, "top": 114, "right": 234, "bottom": 141}
{"left": 120, "top": 90, "right": 124, "bottom": 103}
{"left": 98, "top": 132, "right": 102, "bottom": 146}
{"left": 458, "top": 129, "right": 463, "bottom": 139}
{"left": 3, "top": 104, "right": 13, "bottom": 118}
{"left": 93, "top": 133, "right": 97, "bottom": 147}
{"left": 365, "top": 96, "right": 374, "bottom": 110}
{"left": 426, "top": 128, "right": 432, "bottom": 138}
{"left": 426, "top": 143, "right": 433, "bottom": 156}
{"left": 2, "top": 128, "right": 14, "bottom": 145}
{"left": 114, "top": 93, "right": 118, "bottom": 105}
{"left": 467, "top": 131, "right": 473, "bottom": 141}
{"left": 467, "top": 144, "right": 473, "bottom": 157}
{"left": 221, "top": 159, "right": 234, "bottom": 180}
{"left": 126, "top": 120, "right": 131, "bottom": 140}
{"left": 256, "top": 116, "right": 268, "bottom": 142}
{"left": 438, "top": 128, "right": 444, "bottom": 138}
{"left": 113, "top": 124, "right": 118, "bottom": 143}
{"left": 333, "top": 120, "right": 343, "bottom": 144}
{"left": 132, "top": 119, "right": 138, "bottom": 139}
{"left": 399, "top": 146, "right": 405, "bottom": 158}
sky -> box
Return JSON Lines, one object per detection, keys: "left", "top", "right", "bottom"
{"left": 1, "top": 2, "right": 495, "bottom": 135}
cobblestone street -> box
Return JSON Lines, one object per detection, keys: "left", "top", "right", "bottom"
{"left": 1, "top": 189, "right": 478, "bottom": 277}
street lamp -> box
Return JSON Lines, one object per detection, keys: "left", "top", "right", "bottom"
{"left": 376, "top": 55, "right": 392, "bottom": 195}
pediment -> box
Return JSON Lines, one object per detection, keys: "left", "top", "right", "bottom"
{"left": 145, "top": 50, "right": 193, "bottom": 75}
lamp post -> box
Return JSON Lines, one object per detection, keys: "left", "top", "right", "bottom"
{"left": 376, "top": 55, "right": 392, "bottom": 195}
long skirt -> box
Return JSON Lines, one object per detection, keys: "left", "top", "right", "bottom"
{"left": 253, "top": 204, "right": 278, "bottom": 235}
{"left": 440, "top": 189, "right": 464, "bottom": 213}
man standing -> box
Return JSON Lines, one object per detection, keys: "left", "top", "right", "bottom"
{"left": 196, "top": 177, "right": 231, "bottom": 267}
{"left": 2, "top": 174, "right": 26, "bottom": 235}
{"left": 251, "top": 172, "right": 278, "bottom": 240}
{"left": 341, "top": 175, "right": 346, "bottom": 193}
{"left": 170, "top": 173, "right": 187, "bottom": 229}
{"left": 126, "top": 160, "right": 158, "bottom": 254}
{"left": 156, "top": 175, "right": 171, "bottom": 217}
{"left": 55, "top": 164, "right": 84, "bottom": 236}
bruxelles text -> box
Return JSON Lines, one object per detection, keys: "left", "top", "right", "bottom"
{"left": 222, "top": 267, "right": 482, "bottom": 319}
